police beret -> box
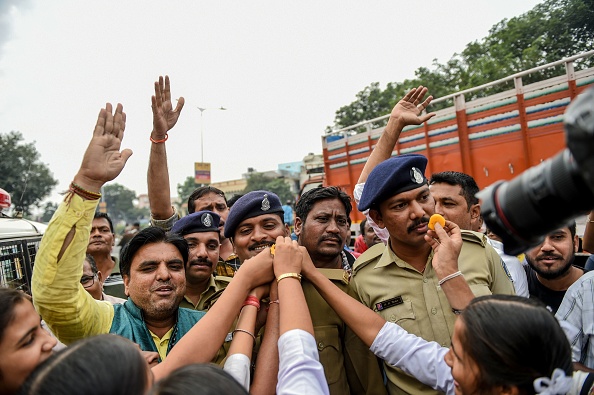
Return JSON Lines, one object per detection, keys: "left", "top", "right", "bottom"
{"left": 358, "top": 154, "right": 428, "bottom": 211}
{"left": 224, "top": 190, "right": 284, "bottom": 238}
{"left": 171, "top": 211, "right": 220, "bottom": 236}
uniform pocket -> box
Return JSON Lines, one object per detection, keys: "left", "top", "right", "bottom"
{"left": 314, "top": 325, "right": 343, "bottom": 385}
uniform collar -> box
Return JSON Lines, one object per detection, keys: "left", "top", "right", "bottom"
{"left": 374, "top": 240, "right": 434, "bottom": 273}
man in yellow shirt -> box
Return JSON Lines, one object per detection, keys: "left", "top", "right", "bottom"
{"left": 32, "top": 102, "right": 205, "bottom": 362}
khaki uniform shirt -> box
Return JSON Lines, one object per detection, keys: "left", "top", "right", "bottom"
{"left": 179, "top": 275, "right": 231, "bottom": 311}
{"left": 351, "top": 230, "right": 515, "bottom": 395}
{"left": 305, "top": 268, "right": 387, "bottom": 395}
{"left": 179, "top": 275, "right": 232, "bottom": 366}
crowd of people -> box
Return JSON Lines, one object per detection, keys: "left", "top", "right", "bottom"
{"left": 1, "top": 77, "right": 593, "bottom": 395}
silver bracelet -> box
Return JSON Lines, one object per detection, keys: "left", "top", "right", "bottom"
{"left": 438, "top": 271, "right": 463, "bottom": 286}
{"left": 232, "top": 328, "right": 256, "bottom": 345}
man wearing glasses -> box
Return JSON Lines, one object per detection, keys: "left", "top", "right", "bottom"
{"left": 80, "top": 254, "right": 125, "bottom": 304}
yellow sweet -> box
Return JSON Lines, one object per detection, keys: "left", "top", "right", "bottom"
{"left": 428, "top": 214, "right": 446, "bottom": 230}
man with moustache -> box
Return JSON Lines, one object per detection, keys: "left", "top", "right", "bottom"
{"left": 524, "top": 222, "right": 583, "bottom": 313}
{"left": 224, "top": 189, "right": 386, "bottom": 394}
{"left": 351, "top": 86, "right": 514, "bottom": 395}
{"left": 171, "top": 211, "right": 231, "bottom": 311}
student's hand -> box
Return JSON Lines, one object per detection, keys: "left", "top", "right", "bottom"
{"left": 73, "top": 103, "right": 133, "bottom": 193}
{"left": 272, "top": 236, "right": 302, "bottom": 278}
{"left": 425, "top": 220, "right": 463, "bottom": 278}
{"left": 250, "top": 284, "right": 270, "bottom": 300}
{"left": 151, "top": 75, "right": 185, "bottom": 139}
{"left": 237, "top": 247, "right": 274, "bottom": 289}
{"left": 142, "top": 351, "right": 160, "bottom": 368}
{"left": 389, "top": 86, "right": 436, "bottom": 131}
{"left": 299, "top": 246, "right": 317, "bottom": 279}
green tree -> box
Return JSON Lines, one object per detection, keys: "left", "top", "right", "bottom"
{"left": 328, "top": 0, "right": 594, "bottom": 131}
{"left": 0, "top": 131, "right": 58, "bottom": 216}
{"left": 177, "top": 176, "right": 198, "bottom": 204}
{"left": 102, "top": 183, "right": 138, "bottom": 223}
{"left": 40, "top": 201, "right": 58, "bottom": 223}
{"left": 243, "top": 173, "right": 294, "bottom": 203}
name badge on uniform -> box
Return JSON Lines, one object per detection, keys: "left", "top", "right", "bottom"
{"left": 375, "top": 296, "right": 403, "bottom": 311}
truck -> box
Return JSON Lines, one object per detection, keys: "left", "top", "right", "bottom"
{"left": 322, "top": 51, "right": 594, "bottom": 223}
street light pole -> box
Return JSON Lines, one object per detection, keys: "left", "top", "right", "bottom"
{"left": 197, "top": 106, "right": 226, "bottom": 163}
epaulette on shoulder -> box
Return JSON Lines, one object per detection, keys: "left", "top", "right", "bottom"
{"left": 460, "top": 230, "right": 487, "bottom": 247}
{"left": 214, "top": 275, "right": 233, "bottom": 285}
{"left": 353, "top": 243, "right": 385, "bottom": 274}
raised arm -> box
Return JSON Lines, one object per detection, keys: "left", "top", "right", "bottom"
{"left": 147, "top": 75, "right": 185, "bottom": 225}
{"left": 33, "top": 104, "right": 133, "bottom": 344}
{"left": 357, "top": 86, "right": 435, "bottom": 184}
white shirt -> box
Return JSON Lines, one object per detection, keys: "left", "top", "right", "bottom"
{"left": 223, "top": 353, "right": 251, "bottom": 391}
{"left": 277, "top": 329, "right": 329, "bottom": 395}
{"left": 556, "top": 270, "right": 594, "bottom": 369}
{"left": 486, "top": 238, "right": 529, "bottom": 297}
{"left": 370, "top": 322, "right": 455, "bottom": 394}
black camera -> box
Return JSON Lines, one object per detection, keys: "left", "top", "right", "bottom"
{"left": 478, "top": 87, "right": 594, "bottom": 255}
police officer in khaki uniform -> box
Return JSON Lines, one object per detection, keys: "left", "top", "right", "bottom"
{"left": 170, "top": 210, "right": 232, "bottom": 365}
{"left": 353, "top": 153, "right": 515, "bottom": 395}
{"left": 224, "top": 190, "right": 386, "bottom": 395}
{"left": 349, "top": 87, "right": 515, "bottom": 394}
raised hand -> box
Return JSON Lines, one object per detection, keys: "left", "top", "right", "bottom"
{"left": 424, "top": 220, "right": 463, "bottom": 278}
{"left": 390, "top": 85, "right": 436, "bottom": 130}
{"left": 74, "top": 103, "right": 133, "bottom": 192}
{"left": 151, "top": 75, "right": 185, "bottom": 138}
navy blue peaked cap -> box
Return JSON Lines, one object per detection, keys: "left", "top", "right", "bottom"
{"left": 358, "top": 154, "right": 428, "bottom": 211}
{"left": 171, "top": 210, "right": 220, "bottom": 236}
{"left": 224, "top": 190, "right": 284, "bottom": 238}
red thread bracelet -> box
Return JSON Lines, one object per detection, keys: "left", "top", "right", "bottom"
{"left": 150, "top": 134, "right": 168, "bottom": 144}
{"left": 242, "top": 295, "right": 260, "bottom": 311}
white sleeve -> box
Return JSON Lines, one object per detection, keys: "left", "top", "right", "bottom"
{"left": 277, "top": 329, "right": 329, "bottom": 395}
{"left": 354, "top": 183, "right": 389, "bottom": 244}
{"left": 370, "top": 322, "right": 455, "bottom": 395}
{"left": 223, "top": 353, "right": 251, "bottom": 391}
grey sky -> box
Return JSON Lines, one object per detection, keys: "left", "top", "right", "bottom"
{"left": 0, "top": 0, "right": 542, "bottom": 206}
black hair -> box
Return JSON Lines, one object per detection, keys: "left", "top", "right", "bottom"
{"left": 149, "top": 364, "right": 249, "bottom": 395}
{"left": 429, "top": 171, "right": 479, "bottom": 209}
{"left": 187, "top": 186, "right": 228, "bottom": 214}
{"left": 359, "top": 219, "right": 367, "bottom": 235}
{"left": 119, "top": 227, "right": 188, "bottom": 277}
{"left": 0, "top": 288, "right": 29, "bottom": 344}
{"left": 18, "top": 334, "right": 149, "bottom": 395}
{"left": 226, "top": 194, "right": 243, "bottom": 209}
{"left": 85, "top": 254, "right": 98, "bottom": 274}
{"left": 460, "top": 295, "right": 572, "bottom": 394}
{"left": 295, "top": 186, "right": 352, "bottom": 221}
{"left": 93, "top": 212, "right": 114, "bottom": 233}
{"left": 568, "top": 220, "right": 577, "bottom": 239}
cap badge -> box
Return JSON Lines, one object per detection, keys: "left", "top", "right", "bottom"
{"left": 261, "top": 194, "right": 271, "bottom": 211}
{"left": 201, "top": 213, "right": 213, "bottom": 227}
{"left": 410, "top": 167, "right": 424, "bottom": 184}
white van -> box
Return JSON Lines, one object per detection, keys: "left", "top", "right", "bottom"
{"left": 0, "top": 214, "right": 46, "bottom": 292}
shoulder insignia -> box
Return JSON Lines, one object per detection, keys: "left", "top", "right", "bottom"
{"left": 215, "top": 276, "right": 232, "bottom": 285}
{"left": 318, "top": 268, "right": 350, "bottom": 285}
{"left": 500, "top": 258, "right": 513, "bottom": 282}
{"left": 353, "top": 243, "right": 385, "bottom": 274}
{"left": 460, "top": 230, "right": 487, "bottom": 247}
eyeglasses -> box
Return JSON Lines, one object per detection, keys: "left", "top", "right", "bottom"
{"left": 80, "top": 273, "right": 97, "bottom": 289}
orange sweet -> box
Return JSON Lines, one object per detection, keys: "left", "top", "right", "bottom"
{"left": 428, "top": 214, "right": 446, "bottom": 230}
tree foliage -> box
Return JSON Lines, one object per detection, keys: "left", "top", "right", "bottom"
{"left": 243, "top": 173, "right": 294, "bottom": 203}
{"left": 328, "top": 0, "right": 594, "bottom": 132}
{"left": 40, "top": 201, "right": 58, "bottom": 223}
{"left": 177, "top": 176, "right": 198, "bottom": 204}
{"left": 0, "top": 131, "right": 58, "bottom": 216}
{"left": 102, "top": 183, "right": 148, "bottom": 224}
